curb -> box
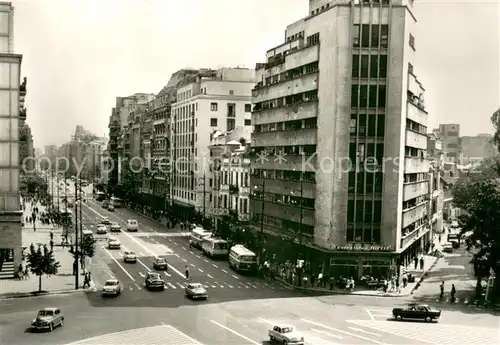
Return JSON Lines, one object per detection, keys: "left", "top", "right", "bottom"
{"left": 0, "top": 282, "right": 96, "bottom": 300}
{"left": 409, "top": 256, "right": 440, "bottom": 295}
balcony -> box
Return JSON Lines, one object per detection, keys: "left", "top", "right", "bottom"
{"left": 402, "top": 202, "right": 428, "bottom": 229}
{"left": 284, "top": 44, "right": 319, "bottom": 72}
{"left": 403, "top": 181, "right": 428, "bottom": 202}
{"left": 229, "top": 184, "right": 239, "bottom": 195}
{"left": 19, "top": 107, "right": 26, "bottom": 121}
{"left": 400, "top": 224, "right": 430, "bottom": 250}
{"left": 405, "top": 129, "right": 427, "bottom": 150}
{"left": 252, "top": 128, "right": 317, "bottom": 147}
{"left": 253, "top": 72, "right": 318, "bottom": 104}
{"left": 252, "top": 100, "right": 318, "bottom": 125}
{"left": 239, "top": 186, "right": 250, "bottom": 195}
{"left": 407, "top": 101, "right": 427, "bottom": 125}
{"left": 19, "top": 77, "right": 27, "bottom": 93}
{"left": 404, "top": 156, "right": 428, "bottom": 174}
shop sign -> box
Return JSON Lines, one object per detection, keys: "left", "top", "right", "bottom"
{"left": 335, "top": 244, "right": 392, "bottom": 252}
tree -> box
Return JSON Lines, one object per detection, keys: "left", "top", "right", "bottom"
{"left": 26, "top": 243, "right": 61, "bottom": 292}
{"left": 453, "top": 180, "right": 500, "bottom": 301}
{"left": 80, "top": 235, "right": 96, "bottom": 272}
{"left": 20, "top": 174, "right": 48, "bottom": 198}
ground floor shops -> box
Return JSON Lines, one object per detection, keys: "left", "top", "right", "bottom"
{"left": 0, "top": 211, "right": 23, "bottom": 279}
{"left": 171, "top": 200, "right": 195, "bottom": 222}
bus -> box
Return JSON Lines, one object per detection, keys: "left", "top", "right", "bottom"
{"left": 202, "top": 238, "right": 229, "bottom": 257}
{"left": 110, "top": 197, "right": 122, "bottom": 208}
{"left": 229, "top": 245, "right": 257, "bottom": 273}
{"left": 189, "top": 228, "right": 212, "bottom": 249}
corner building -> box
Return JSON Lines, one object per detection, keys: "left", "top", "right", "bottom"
{"left": 251, "top": 0, "right": 429, "bottom": 279}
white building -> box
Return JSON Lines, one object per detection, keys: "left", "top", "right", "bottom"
{"left": 170, "top": 68, "right": 255, "bottom": 220}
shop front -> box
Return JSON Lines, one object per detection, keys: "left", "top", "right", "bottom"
{"left": 172, "top": 200, "right": 195, "bottom": 222}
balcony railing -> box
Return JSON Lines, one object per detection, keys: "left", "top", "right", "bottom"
{"left": 19, "top": 107, "right": 26, "bottom": 120}
{"left": 229, "top": 184, "right": 239, "bottom": 195}
{"left": 19, "top": 77, "right": 27, "bottom": 93}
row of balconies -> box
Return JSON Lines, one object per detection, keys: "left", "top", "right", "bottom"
{"left": 219, "top": 184, "right": 251, "bottom": 195}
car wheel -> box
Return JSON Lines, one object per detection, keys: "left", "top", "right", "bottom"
{"left": 283, "top": 340, "right": 288, "bottom": 345}
{"left": 60, "top": 318, "right": 64, "bottom": 327}
{"left": 395, "top": 315, "right": 402, "bottom": 321}
{"left": 269, "top": 336, "right": 274, "bottom": 342}
{"left": 425, "top": 316, "right": 432, "bottom": 322}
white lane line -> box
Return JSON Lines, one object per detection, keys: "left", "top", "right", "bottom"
{"left": 137, "top": 259, "right": 152, "bottom": 272}
{"left": 167, "top": 282, "right": 177, "bottom": 289}
{"left": 210, "top": 320, "right": 259, "bottom": 345}
{"left": 212, "top": 264, "right": 218, "bottom": 268}
{"left": 207, "top": 274, "right": 214, "bottom": 279}
{"left": 176, "top": 282, "right": 185, "bottom": 288}
{"left": 258, "top": 318, "right": 274, "bottom": 325}
{"left": 196, "top": 255, "right": 201, "bottom": 258}
{"left": 101, "top": 247, "right": 135, "bottom": 281}
{"left": 348, "top": 327, "right": 381, "bottom": 337}
{"left": 139, "top": 252, "right": 145, "bottom": 256}
{"left": 224, "top": 282, "right": 233, "bottom": 288}
{"left": 190, "top": 263, "right": 195, "bottom": 267}
{"left": 301, "top": 319, "right": 387, "bottom": 345}
{"left": 138, "top": 272, "right": 145, "bottom": 278}
{"left": 211, "top": 285, "right": 216, "bottom": 288}
{"left": 84, "top": 205, "right": 188, "bottom": 279}
{"left": 215, "top": 282, "right": 224, "bottom": 288}
{"left": 198, "top": 268, "right": 204, "bottom": 273}
{"left": 189, "top": 251, "right": 195, "bottom": 254}
{"left": 365, "top": 308, "right": 375, "bottom": 321}
{"left": 311, "top": 329, "right": 343, "bottom": 340}
{"left": 134, "top": 284, "right": 142, "bottom": 290}
{"left": 204, "top": 259, "right": 209, "bottom": 263}
{"left": 232, "top": 274, "right": 239, "bottom": 280}
{"left": 164, "top": 271, "right": 171, "bottom": 277}
{"left": 182, "top": 258, "right": 187, "bottom": 262}
{"left": 221, "top": 269, "right": 228, "bottom": 273}
{"left": 183, "top": 247, "right": 187, "bottom": 250}
{"left": 129, "top": 287, "right": 133, "bottom": 290}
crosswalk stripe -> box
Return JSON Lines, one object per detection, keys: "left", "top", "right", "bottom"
{"left": 176, "top": 282, "right": 184, "bottom": 288}
{"left": 167, "top": 282, "right": 176, "bottom": 289}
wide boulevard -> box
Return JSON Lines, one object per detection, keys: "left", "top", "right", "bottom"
{"left": 1, "top": 182, "right": 498, "bottom": 345}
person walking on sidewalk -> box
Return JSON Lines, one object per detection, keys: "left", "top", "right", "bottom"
{"left": 450, "top": 284, "right": 457, "bottom": 303}
{"left": 414, "top": 257, "right": 418, "bottom": 270}
{"left": 185, "top": 265, "right": 189, "bottom": 279}
{"left": 419, "top": 257, "right": 424, "bottom": 270}
{"left": 439, "top": 281, "right": 445, "bottom": 300}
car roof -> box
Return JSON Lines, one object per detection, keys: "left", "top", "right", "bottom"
{"left": 275, "top": 324, "right": 294, "bottom": 328}
{"left": 40, "top": 307, "right": 58, "bottom": 311}
{"left": 124, "top": 251, "right": 135, "bottom": 254}
{"left": 188, "top": 283, "right": 203, "bottom": 287}
{"left": 105, "top": 279, "right": 119, "bottom": 283}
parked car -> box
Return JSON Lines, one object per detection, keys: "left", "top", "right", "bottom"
{"left": 101, "top": 279, "right": 121, "bottom": 297}
{"left": 185, "top": 283, "right": 208, "bottom": 300}
{"left": 123, "top": 251, "right": 137, "bottom": 263}
{"left": 30, "top": 308, "right": 64, "bottom": 332}
{"left": 110, "top": 223, "right": 121, "bottom": 232}
{"left": 392, "top": 303, "right": 441, "bottom": 322}
{"left": 145, "top": 272, "right": 165, "bottom": 290}
{"left": 268, "top": 324, "right": 304, "bottom": 344}
{"left": 153, "top": 257, "right": 168, "bottom": 270}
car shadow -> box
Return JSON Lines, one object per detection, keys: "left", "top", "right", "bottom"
{"left": 386, "top": 317, "right": 439, "bottom": 323}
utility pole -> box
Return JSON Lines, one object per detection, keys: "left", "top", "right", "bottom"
{"left": 50, "top": 170, "right": 54, "bottom": 210}
{"left": 74, "top": 179, "right": 79, "bottom": 289}
{"left": 56, "top": 174, "right": 60, "bottom": 210}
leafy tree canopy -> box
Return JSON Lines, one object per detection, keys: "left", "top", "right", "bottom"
{"left": 26, "top": 243, "right": 60, "bottom": 292}
{"left": 20, "top": 174, "right": 48, "bottom": 197}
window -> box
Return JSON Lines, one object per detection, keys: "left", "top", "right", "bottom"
{"left": 371, "top": 25, "right": 380, "bottom": 47}
{"left": 369, "top": 55, "right": 387, "bottom": 79}
{"left": 353, "top": 24, "right": 360, "bottom": 47}
{"left": 227, "top": 119, "right": 236, "bottom": 131}
{"left": 227, "top": 103, "right": 235, "bottom": 117}
{"left": 210, "top": 118, "right": 217, "bottom": 127}
{"left": 378, "top": 85, "right": 387, "bottom": 108}
{"left": 409, "top": 34, "right": 415, "bottom": 50}
{"left": 244, "top": 104, "right": 251, "bottom": 112}
{"left": 229, "top": 90, "right": 234, "bottom": 95}
{"left": 361, "top": 25, "right": 370, "bottom": 48}
{"left": 381, "top": 25, "right": 389, "bottom": 48}
{"left": 244, "top": 119, "right": 251, "bottom": 125}
{"left": 0, "top": 12, "right": 9, "bottom": 35}
{"left": 210, "top": 103, "right": 218, "bottom": 111}
{"left": 350, "top": 115, "right": 357, "bottom": 134}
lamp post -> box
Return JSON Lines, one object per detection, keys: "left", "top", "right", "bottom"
{"left": 74, "top": 177, "right": 79, "bottom": 289}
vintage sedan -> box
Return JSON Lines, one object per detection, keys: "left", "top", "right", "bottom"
{"left": 110, "top": 222, "right": 121, "bottom": 232}
{"left": 145, "top": 272, "right": 165, "bottom": 290}
{"left": 107, "top": 237, "right": 121, "bottom": 249}
{"left": 123, "top": 251, "right": 137, "bottom": 263}
{"left": 102, "top": 279, "right": 121, "bottom": 297}
{"left": 185, "top": 283, "right": 208, "bottom": 300}
{"left": 268, "top": 324, "right": 305, "bottom": 344}
{"left": 153, "top": 257, "right": 168, "bottom": 270}
{"left": 30, "top": 308, "right": 64, "bottom": 331}
{"left": 393, "top": 304, "right": 441, "bottom": 322}
{"left": 101, "top": 216, "right": 111, "bottom": 225}
{"left": 96, "top": 224, "right": 107, "bottom": 234}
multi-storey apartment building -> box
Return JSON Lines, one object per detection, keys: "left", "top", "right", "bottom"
{"left": 171, "top": 68, "right": 254, "bottom": 220}
{"left": 209, "top": 126, "right": 252, "bottom": 226}
{"left": 251, "top": 0, "right": 429, "bottom": 279}
{"left": 436, "top": 123, "right": 460, "bottom": 160}
{"left": 0, "top": 1, "right": 26, "bottom": 278}
{"left": 460, "top": 134, "right": 496, "bottom": 164}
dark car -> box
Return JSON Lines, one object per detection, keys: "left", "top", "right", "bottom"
{"left": 145, "top": 272, "right": 165, "bottom": 291}
{"left": 392, "top": 304, "right": 441, "bottom": 322}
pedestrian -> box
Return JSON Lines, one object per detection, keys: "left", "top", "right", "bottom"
{"left": 402, "top": 272, "right": 408, "bottom": 288}
{"left": 50, "top": 231, "right": 54, "bottom": 241}
{"left": 419, "top": 257, "right": 424, "bottom": 270}
{"left": 439, "top": 281, "right": 444, "bottom": 300}
{"left": 450, "top": 284, "right": 456, "bottom": 303}
{"left": 18, "top": 264, "right": 23, "bottom": 280}
{"left": 414, "top": 257, "right": 418, "bottom": 270}
{"left": 185, "top": 265, "right": 189, "bottom": 279}
{"left": 317, "top": 272, "right": 323, "bottom": 287}
{"left": 49, "top": 240, "right": 54, "bottom": 251}
{"left": 24, "top": 266, "right": 30, "bottom": 279}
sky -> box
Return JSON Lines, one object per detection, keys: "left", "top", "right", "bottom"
{"left": 11, "top": 0, "right": 500, "bottom": 148}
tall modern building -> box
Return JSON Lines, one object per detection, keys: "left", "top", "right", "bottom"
{"left": 251, "top": 0, "right": 429, "bottom": 279}
{"left": 171, "top": 68, "right": 255, "bottom": 220}
{"left": 0, "top": 2, "right": 25, "bottom": 278}
{"left": 436, "top": 123, "right": 460, "bottom": 160}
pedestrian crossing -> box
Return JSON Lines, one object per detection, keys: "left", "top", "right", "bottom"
{"left": 66, "top": 324, "right": 203, "bottom": 344}
{"left": 347, "top": 320, "right": 500, "bottom": 345}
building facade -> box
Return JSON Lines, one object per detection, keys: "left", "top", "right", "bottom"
{"left": 436, "top": 123, "right": 460, "bottom": 160}
{"left": 250, "top": 0, "right": 429, "bottom": 279}
{"left": 209, "top": 126, "right": 252, "bottom": 225}
{"left": 460, "top": 134, "right": 496, "bottom": 164}
{"left": 0, "top": 1, "right": 25, "bottom": 278}
{"left": 171, "top": 68, "right": 254, "bottom": 220}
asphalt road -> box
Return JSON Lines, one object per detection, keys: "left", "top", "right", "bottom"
{"left": 1, "top": 291, "right": 498, "bottom": 345}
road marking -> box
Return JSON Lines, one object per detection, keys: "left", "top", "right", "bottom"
{"left": 190, "top": 263, "right": 195, "bottom": 267}
{"left": 134, "top": 284, "right": 142, "bottom": 290}
{"left": 137, "top": 259, "right": 152, "bottom": 272}
{"left": 183, "top": 247, "right": 187, "bottom": 250}
{"left": 258, "top": 318, "right": 274, "bottom": 325}
{"left": 210, "top": 320, "right": 259, "bottom": 345}
{"left": 167, "top": 282, "right": 176, "bottom": 289}
{"left": 224, "top": 282, "right": 233, "bottom": 288}
{"left": 198, "top": 268, "right": 204, "bottom": 273}
{"left": 349, "top": 327, "right": 381, "bottom": 337}
{"left": 207, "top": 274, "right": 214, "bottom": 279}
{"left": 182, "top": 258, "right": 187, "bottom": 262}
{"left": 102, "top": 247, "right": 135, "bottom": 281}
{"left": 204, "top": 259, "right": 209, "bottom": 263}
{"left": 176, "top": 282, "right": 185, "bottom": 288}
{"left": 189, "top": 251, "right": 194, "bottom": 254}
{"left": 365, "top": 308, "right": 375, "bottom": 321}
{"left": 139, "top": 252, "right": 145, "bottom": 256}
{"left": 221, "top": 269, "right": 228, "bottom": 273}
{"left": 212, "top": 264, "right": 218, "bottom": 268}
{"left": 211, "top": 285, "right": 216, "bottom": 288}
{"left": 196, "top": 255, "right": 201, "bottom": 258}
{"left": 301, "top": 319, "right": 387, "bottom": 345}
{"left": 139, "top": 272, "right": 145, "bottom": 278}
{"left": 129, "top": 287, "right": 133, "bottom": 290}
{"left": 215, "top": 281, "right": 224, "bottom": 288}
{"left": 311, "top": 329, "right": 343, "bottom": 340}
{"left": 232, "top": 274, "right": 239, "bottom": 280}
{"left": 164, "top": 271, "right": 171, "bottom": 277}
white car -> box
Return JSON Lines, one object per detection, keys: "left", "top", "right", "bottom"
{"left": 123, "top": 251, "right": 137, "bottom": 263}
{"left": 101, "top": 217, "right": 111, "bottom": 225}
{"left": 268, "top": 324, "right": 304, "bottom": 344}
{"left": 110, "top": 223, "right": 121, "bottom": 232}
{"left": 102, "top": 279, "right": 121, "bottom": 296}
{"left": 96, "top": 224, "right": 107, "bottom": 234}
{"left": 107, "top": 237, "right": 121, "bottom": 249}
{"left": 126, "top": 219, "right": 138, "bottom": 232}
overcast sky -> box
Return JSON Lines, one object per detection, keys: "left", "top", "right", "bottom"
{"left": 12, "top": 0, "right": 499, "bottom": 147}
